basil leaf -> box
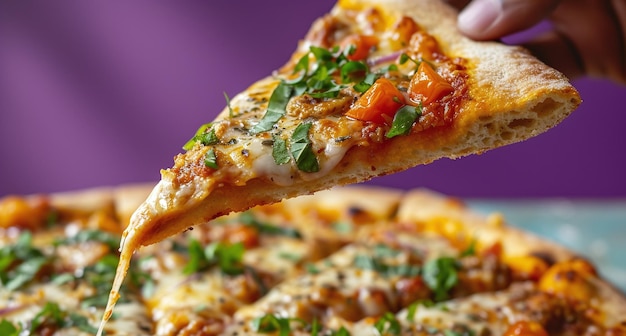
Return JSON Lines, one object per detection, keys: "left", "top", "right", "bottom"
{"left": 0, "top": 320, "right": 19, "bottom": 336}
{"left": 204, "top": 149, "right": 218, "bottom": 169}
{"left": 309, "top": 46, "right": 334, "bottom": 62}
{"left": 310, "top": 318, "right": 321, "bottom": 336}
{"left": 422, "top": 257, "right": 460, "bottom": 301}
{"left": 30, "top": 302, "right": 65, "bottom": 333}
{"left": 183, "top": 122, "right": 213, "bottom": 150}
{"left": 331, "top": 326, "right": 351, "bottom": 336}
{"left": 207, "top": 242, "right": 245, "bottom": 275}
{"left": 183, "top": 240, "right": 245, "bottom": 275}
{"left": 183, "top": 239, "right": 205, "bottom": 275}
{"left": 56, "top": 229, "right": 119, "bottom": 251}
{"left": 353, "top": 254, "right": 420, "bottom": 278}
{"left": 290, "top": 122, "right": 320, "bottom": 173}
{"left": 0, "top": 232, "right": 51, "bottom": 291}
{"left": 307, "top": 84, "right": 343, "bottom": 99}
{"left": 251, "top": 314, "right": 297, "bottom": 336}
{"left": 5, "top": 256, "right": 48, "bottom": 291}
{"left": 67, "top": 313, "right": 99, "bottom": 334}
{"left": 374, "top": 312, "right": 401, "bottom": 335}
{"left": 340, "top": 61, "right": 367, "bottom": 83}
{"left": 199, "top": 129, "right": 219, "bottom": 146}
{"left": 354, "top": 72, "right": 378, "bottom": 93}
{"left": 251, "top": 82, "right": 293, "bottom": 134}
{"left": 271, "top": 135, "right": 290, "bottom": 165}
{"left": 239, "top": 212, "right": 302, "bottom": 239}
{"left": 386, "top": 104, "right": 422, "bottom": 138}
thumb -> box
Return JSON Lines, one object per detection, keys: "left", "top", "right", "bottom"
{"left": 457, "top": 0, "right": 561, "bottom": 40}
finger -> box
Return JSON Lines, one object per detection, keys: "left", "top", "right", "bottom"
{"left": 548, "top": 0, "right": 626, "bottom": 83}
{"left": 458, "top": 0, "right": 561, "bottom": 40}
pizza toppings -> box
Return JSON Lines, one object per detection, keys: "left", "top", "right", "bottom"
{"left": 345, "top": 77, "right": 405, "bottom": 124}
{"left": 176, "top": 11, "right": 469, "bottom": 189}
{"left": 409, "top": 62, "right": 455, "bottom": 105}
{"left": 2, "top": 186, "right": 624, "bottom": 335}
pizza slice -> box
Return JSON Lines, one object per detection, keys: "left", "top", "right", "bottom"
{"left": 99, "top": 0, "right": 581, "bottom": 330}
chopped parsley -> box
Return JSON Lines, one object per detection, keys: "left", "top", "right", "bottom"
{"left": 29, "top": 302, "right": 98, "bottom": 334}
{"left": 271, "top": 134, "right": 290, "bottom": 165}
{"left": 183, "top": 239, "right": 245, "bottom": 276}
{"left": 290, "top": 122, "right": 320, "bottom": 173}
{"left": 374, "top": 312, "right": 401, "bottom": 335}
{"left": 251, "top": 81, "right": 293, "bottom": 134}
{"left": 183, "top": 122, "right": 213, "bottom": 150}
{"left": 353, "top": 254, "right": 420, "bottom": 278}
{"left": 252, "top": 44, "right": 382, "bottom": 134}
{"left": 0, "top": 320, "right": 19, "bottom": 336}
{"left": 239, "top": 211, "right": 302, "bottom": 239}
{"left": 54, "top": 229, "right": 119, "bottom": 251}
{"left": 353, "top": 244, "right": 420, "bottom": 278}
{"left": 204, "top": 148, "right": 219, "bottom": 169}
{"left": 251, "top": 314, "right": 305, "bottom": 336}
{"left": 331, "top": 326, "right": 352, "bottom": 335}
{"left": 0, "top": 232, "right": 52, "bottom": 291}
{"left": 405, "top": 299, "right": 435, "bottom": 322}
{"left": 422, "top": 257, "right": 460, "bottom": 301}
{"left": 385, "top": 103, "right": 422, "bottom": 138}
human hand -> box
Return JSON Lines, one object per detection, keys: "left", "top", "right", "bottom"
{"left": 448, "top": 0, "right": 626, "bottom": 84}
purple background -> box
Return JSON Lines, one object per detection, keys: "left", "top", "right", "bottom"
{"left": 0, "top": 1, "right": 624, "bottom": 198}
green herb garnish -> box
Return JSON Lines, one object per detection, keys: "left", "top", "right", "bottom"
{"left": 0, "top": 320, "right": 19, "bottom": 336}
{"left": 0, "top": 232, "right": 52, "bottom": 291}
{"left": 55, "top": 229, "right": 119, "bottom": 251}
{"left": 183, "top": 239, "right": 245, "bottom": 276}
{"left": 204, "top": 149, "right": 218, "bottom": 169}
{"left": 374, "top": 312, "right": 401, "bottom": 335}
{"left": 331, "top": 326, "right": 352, "bottom": 335}
{"left": 239, "top": 212, "right": 302, "bottom": 239}
{"left": 183, "top": 122, "right": 213, "bottom": 150}
{"left": 29, "top": 302, "right": 98, "bottom": 334}
{"left": 290, "top": 122, "right": 320, "bottom": 173}
{"left": 251, "top": 81, "right": 294, "bottom": 134}
{"left": 385, "top": 104, "right": 422, "bottom": 138}
{"left": 422, "top": 257, "right": 460, "bottom": 301}
{"left": 251, "top": 314, "right": 304, "bottom": 336}
{"left": 271, "top": 135, "right": 290, "bottom": 165}
{"left": 354, "top": 254, "right": 421, "bottom": 278}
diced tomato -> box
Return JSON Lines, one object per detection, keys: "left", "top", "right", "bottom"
{"left": 340, "top": 34, "right": 379, "bottom": 61}
{"left": 345, "top": 77, "right": 405, "bottom": 124}
{"left": 408, "top": 62, "right": 454, "bottom": 105}
{"left": 503, "top": 321, "right": 548, "bottom": 336}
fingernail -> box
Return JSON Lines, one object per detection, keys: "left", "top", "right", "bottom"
{"left": 458, "top": 0, "right": 502, "bottom": 37}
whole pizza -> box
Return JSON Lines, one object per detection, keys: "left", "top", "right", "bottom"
{"left": 1, "top": 185, "right": 625, "bottom": 335}
{"left": 2, "top": 0, "right": 618, "bottom": 335}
